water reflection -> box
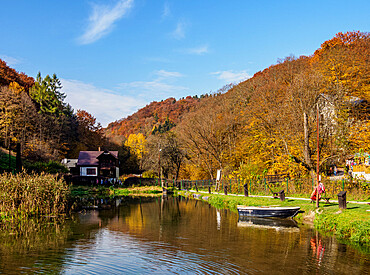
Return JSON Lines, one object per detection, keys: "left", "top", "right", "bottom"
{"left": 310, "top": 234, "right": 326, "bottom": 266}
{"left": 0, "top": 195, "right": 369, "bottom": 274}
{"left": 237, "top": 216, "right": 299, "bottom": 232}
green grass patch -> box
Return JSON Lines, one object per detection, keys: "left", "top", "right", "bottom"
{"left": 315, "top": 205, "right": 370, "bottom": 246}
{"left": 112, "top": 186, "right": 165, "bottom": 196}
{"left": 0, "top": 150, "right": 16, "bottom": 171}
{"left": 70, "top": 185, "right": 111, "bottom": 197}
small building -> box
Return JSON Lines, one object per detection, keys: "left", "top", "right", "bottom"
{"left": 61, "top": 158, "right": 78, "bottom": 174}
{"left": 76, "top": 150, "right": 119, "bottom": 184}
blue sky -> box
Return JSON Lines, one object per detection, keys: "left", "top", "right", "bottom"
{"left": 1, "top": 0, "right": 369, "bottom": 126}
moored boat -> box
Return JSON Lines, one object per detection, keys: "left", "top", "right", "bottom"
{"left": 237, "top": 205, "right": 300, "bottom": 218}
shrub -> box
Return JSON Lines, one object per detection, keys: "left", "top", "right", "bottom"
{"left": 23, "top": 160, "right": 68, "bottom": 174}
{"left": 142, "top": 170, "right": 156, "bottom": 178}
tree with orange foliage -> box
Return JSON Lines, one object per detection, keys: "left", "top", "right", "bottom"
{"left": 0, "top": 58, "right": 34, "bottom": 92}
{"left": 72, "top": 110, "right": 105, "bottom": 154}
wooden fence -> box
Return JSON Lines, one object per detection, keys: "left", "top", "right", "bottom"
{"left": 125, "top": 176, "right": 369, "bottom": 198}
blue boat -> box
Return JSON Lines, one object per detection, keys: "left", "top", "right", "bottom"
{"left": 237, "top": 205, "right": 300, "bottom": 218}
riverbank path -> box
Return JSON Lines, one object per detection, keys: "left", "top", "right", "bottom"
{"left": 185, "top": 189, "right": 370, "bottom": 205}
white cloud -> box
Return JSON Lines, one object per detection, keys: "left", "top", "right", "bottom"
{"left": 155, "top": 69, "right": 184, "bottom": 79}
{"left": 171, "top": 21, "right": 186, "bottom": 40}
{"left": 182, "top": 45, "right": 209, "bottom": 55}
{"left": 118, "top": 70, "right": 188, "bottom": 100}
{"left": 78, "top": 0, "right": 134, "bottom": 45}
{"left": 162, "top": 2, "right": 171, "bottom": 19}
{"left": 211, "top": 70, "right": 251, "bottom": 84}
{"left": 0, "top": 55, "right": 21, "bottom": 66}
{"left": 61, "top": 78, "right": 146, "bottom": 127}
{"left": 119, "top": 80, "right": 188, "bottom": 98}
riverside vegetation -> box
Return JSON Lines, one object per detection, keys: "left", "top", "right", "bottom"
{"left": 0, "top": 172, "right": 69, "bottom": 225}
{"left": 0, "top": 172, "right": 368, "bottom": 253}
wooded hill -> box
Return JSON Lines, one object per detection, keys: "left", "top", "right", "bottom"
{"left": 105, "top": 96, "right": 202, "bottom": 143}
{"left": 1, "top": 31, "right": 369, "bottom": 181}
{"left": 106, "top": 31, "right": 370, "bottom": 181}
{"left": 0, "top": 60, "right": 108, "bottom": 164}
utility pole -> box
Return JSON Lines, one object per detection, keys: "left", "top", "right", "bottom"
{"left": 316, "top": 103, "right": 320, "bottom": 208}
{"left": 158, "top": 148, "right": 162, "bottom": 187}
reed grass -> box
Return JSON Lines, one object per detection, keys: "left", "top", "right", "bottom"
{"left": 0, "top": 172, "right": 70, "bottom": 221}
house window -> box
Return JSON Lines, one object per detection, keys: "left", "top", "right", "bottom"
{"left": 81, "top": 167, "right": 97, "bottom": 176}
{"left": 87, "top": 168, "right": 96, "bottom": 175}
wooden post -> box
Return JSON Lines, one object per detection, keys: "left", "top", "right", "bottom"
{"left": 195, "top": 182, "right": 198, "bottom": 192}
{"left": 224, "top": 185, "right": 228, "bottom": 195}
{"left": 279, "top": 190, "right": 285, "bottom": 201}
{"left": 243, "top": 181, "right": 249, "bottom": 197}
{"left": 208, "top": 185, "right": 211, "bottom": 194}
{"left": 338, "top": 191, "right": 347, "bottom": 209}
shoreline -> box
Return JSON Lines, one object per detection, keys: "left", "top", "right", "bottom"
{"left": 177, "top": 189, "right": 370, "bottom": 250}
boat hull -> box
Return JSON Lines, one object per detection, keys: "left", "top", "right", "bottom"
{"left": 237, "top": 206, "right": 300, "bottom": 218}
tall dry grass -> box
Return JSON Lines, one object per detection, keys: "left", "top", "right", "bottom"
{"left": 0, "top": 172, "right": 70, "bottom": 219}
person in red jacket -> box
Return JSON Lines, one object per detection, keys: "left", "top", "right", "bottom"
{"left": 310, "top": 182, "right": 325, "bottom": 201}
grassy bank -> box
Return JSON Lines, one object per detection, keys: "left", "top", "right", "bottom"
{"left": 112, "top": 186, "right": 171, "bottom": 196}
{"left": 179, "top": 191, "right": 370, "bottom": 247}
{"left": 70, "top": 185, "right": 169, "bottom": 197}
{"left": 0, "top": 172, "right": 70, "bottom": 222}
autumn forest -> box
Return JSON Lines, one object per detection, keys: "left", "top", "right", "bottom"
{"left": 1, "top": 31, "right": 369, "bottom": 181}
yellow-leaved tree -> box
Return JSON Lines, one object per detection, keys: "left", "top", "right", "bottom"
{"left": 125, "top": 133, "right": 147, "bottom": 169}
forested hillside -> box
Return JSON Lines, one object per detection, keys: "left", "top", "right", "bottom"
{"left": 0, "top": 61, "right": 107, "bottom": 163}
{"left": 1, "top": 31, "right": 368, "bottom": 181}
{"left": 112, "top": 31, "right": 370, "bottom": 181}
{"left": 105, "top": 96, "right": 202, "bottom": 143}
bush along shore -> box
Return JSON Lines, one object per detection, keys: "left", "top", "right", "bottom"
{"left": 0, "top": 172, "right": 70, "bottom": 224}
{"left": 178, "top": 190, "right": 370, "bottom": 248}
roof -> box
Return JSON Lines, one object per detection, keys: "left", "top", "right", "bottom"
{"left": 61, "top": 158, "right": 78, "bottom": 168}
{"left": 77, "top": 151, "right": 118, "bottom": 166}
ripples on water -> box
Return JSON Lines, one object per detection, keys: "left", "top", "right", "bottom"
{"left": 62, "top": 229, "right": 242, "bottom": 274}
{"left": 0, "top": 196, "right": 369, "bottom": 274}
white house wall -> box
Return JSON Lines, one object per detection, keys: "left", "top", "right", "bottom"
{"left": 80, "top": 167, "right": 98, "bottom": 176}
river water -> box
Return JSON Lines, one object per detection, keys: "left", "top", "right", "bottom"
{"left": 0, "top": 196, "right": 369, "bottom": 274}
